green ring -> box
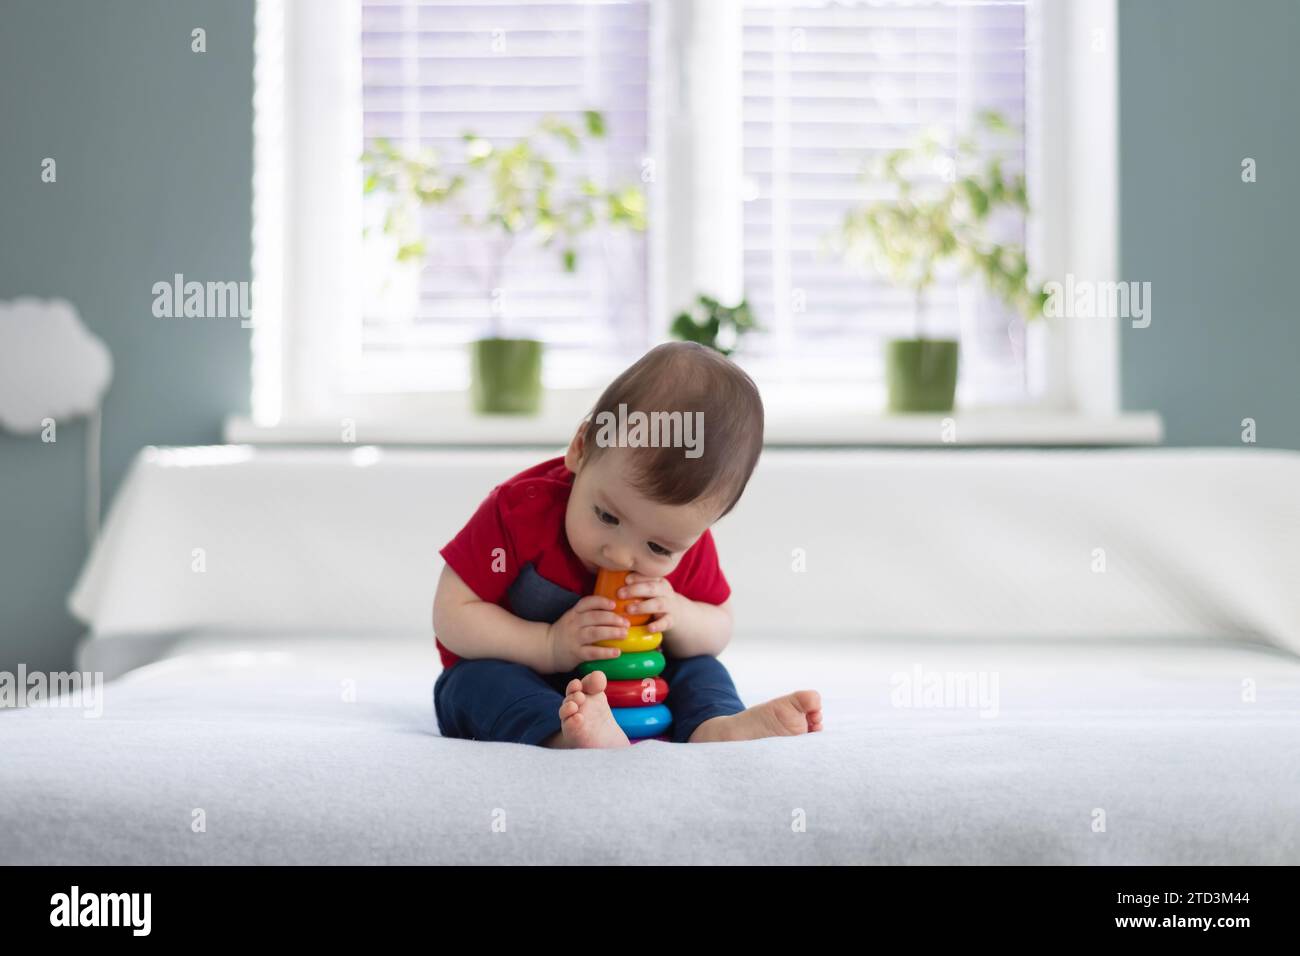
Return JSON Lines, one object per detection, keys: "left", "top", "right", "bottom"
{"left": 578, "top": 650, "right": 666, "bottom": 680}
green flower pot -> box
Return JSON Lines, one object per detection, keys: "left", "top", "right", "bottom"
{"left": 885, "top": 338, "right": 959, "bottom": 413}
{"left": 470, "top": 338, "right": 543, "bottom": 415}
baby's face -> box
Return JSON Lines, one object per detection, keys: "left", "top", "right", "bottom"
{"left": 564, "top": 445, "right": 716, "bottom": 578}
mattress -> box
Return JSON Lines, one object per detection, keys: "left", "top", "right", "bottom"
{"left": 3, "top": 631, "right": 1298, "bottom": 865}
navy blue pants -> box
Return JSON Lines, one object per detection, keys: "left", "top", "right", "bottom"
{"left": 434, "top": 654, "right": 746, "bottom": 746}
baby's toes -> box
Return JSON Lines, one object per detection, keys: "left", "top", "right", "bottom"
{"left": 581, "top": 670, "right": 608, "bottom": 696}
{"left": 559, "top": 698, "right": 580, "bottom": 719}
{"left": 794, "top": 690, "right": 822, "bottom": 713}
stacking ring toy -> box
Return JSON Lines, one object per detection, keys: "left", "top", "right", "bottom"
{"left": 604, "top": 677, "right": 669, "bottom": 707}
{"left": 594, "top": 568, "right": 651, "bottom": 625}
{"left": 596, "top": 625, "right": 663, "bottom": 653}
{"left": 578, "top": 649, "right": 665, "bottom": 680}
{"left": 629, "top": 733, "right": 671, "bottom": 745}
{"left": 612, "top": 703, "right": 672, "bottom": 739}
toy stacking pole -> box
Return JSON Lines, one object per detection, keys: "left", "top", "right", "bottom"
{"left": 576, "top": 568, "right": 672, "bottom": 742}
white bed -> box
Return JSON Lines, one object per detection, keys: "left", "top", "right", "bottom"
{"left": 3, "top": 446, "right": 1299, "bottom": 864}
{"left": 5, "top": 629, "right": 1298, "bottom": 865}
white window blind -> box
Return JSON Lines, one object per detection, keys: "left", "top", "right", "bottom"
{"left": 741, "top": 0, "right": 1030, "bottom": 402}
{"left": 358, "top": 0, "right": 650, "bottom": 390}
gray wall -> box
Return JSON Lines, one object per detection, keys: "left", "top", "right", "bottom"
{"left": 1120, "top": 0, "right": 1300, "bottom": 447}
{"left": 0, "top": 0, "right": 254, "bottom": 673}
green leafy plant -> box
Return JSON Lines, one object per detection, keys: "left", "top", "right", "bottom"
{"left": 831, "top": 109, "right": 1048, "bottom": 338}
{"left": 361, "top": 111, "right": 646, "bottom": 337}
{"left": 669, "top": 295, "right": 758, "bottom": 356}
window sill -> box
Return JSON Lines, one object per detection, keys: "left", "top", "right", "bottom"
{"left": 225, "top": 399, "right": 1162, "bottom": 448}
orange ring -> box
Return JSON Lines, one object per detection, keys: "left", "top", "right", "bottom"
{"left": 594, "top": 568, "right": 652, "bottom": 625}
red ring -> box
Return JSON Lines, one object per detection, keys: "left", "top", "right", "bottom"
{"left": 604, "top": 677, "right": 669, "bottom": 707}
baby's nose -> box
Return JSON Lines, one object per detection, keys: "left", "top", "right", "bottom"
{"left": 603, "top": 549, "right": 633, "bottom": 571}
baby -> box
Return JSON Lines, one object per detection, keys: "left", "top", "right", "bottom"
{"left": 432, "top": 341, "right": 823, "bottom": 748}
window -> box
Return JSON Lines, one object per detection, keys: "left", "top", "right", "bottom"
{"left": 739, "top": 0, "right": 1030, "bottom": 403}
{"left": 247, "top": 0, "right": 1120, "bottom": 433}
{"left": 356, "top": 0, "right": 651, "bottom": 393}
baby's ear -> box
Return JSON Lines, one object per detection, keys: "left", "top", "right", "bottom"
{"left": 564, "top": 422, "right": 588, "bottom": 471}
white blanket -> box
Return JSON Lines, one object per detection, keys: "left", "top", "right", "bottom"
{"left": 31, "top": 445, "right": 1300, "bottom": 864}
{"left": 3, "top": 631, "right": 1298, "bottom": 865}
{"left": 68, "top": 446, "right": 1300, "bottom": 656}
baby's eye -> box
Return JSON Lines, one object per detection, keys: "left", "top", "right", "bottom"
{"left": 647, "top": 542, "right": 672, "bottom": 557}
{"left": 594, "top": 506, "right": 619, "bottom": 526}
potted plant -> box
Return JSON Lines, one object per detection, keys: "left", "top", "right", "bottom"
{"left": 359, "top": 140, "right": 456, "bottom": 328}
{"left": 362, "top": 111, "right": 645, "bottom": 414}
{"left": 833, "top": 110, "right": 1048, "bottom": 413}
{"left": 669, "top": 294, "right": 758, "bottom": 356}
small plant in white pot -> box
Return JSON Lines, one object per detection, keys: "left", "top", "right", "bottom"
{"left": 669, "top": 294, "right": 759, "bottom": 356}
{"left": 362, "top": 111, "right": 645, "bottom": 414}
{"left": 833, "top": 110, "right": 1048, "bottom": 413}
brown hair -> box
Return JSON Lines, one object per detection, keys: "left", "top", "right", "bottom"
{"left": 578, "top": 342, "right": 764, "bottom": 521}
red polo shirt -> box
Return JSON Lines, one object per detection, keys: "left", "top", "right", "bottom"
{"left": 435, "top": 455, "right": 730, "bottom": 670}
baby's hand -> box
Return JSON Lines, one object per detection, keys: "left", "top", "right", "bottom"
{"left": 619, "top": 573, "right": 677, "bottom": 634}
{"left": 544, "top": 596, "right": 628, "bottom": 673}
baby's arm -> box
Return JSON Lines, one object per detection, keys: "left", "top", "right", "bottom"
{"left": 433, "top": 565, "right": 550, "bottom": 672}
{"left": 663, "top": 595, "right": 734, "bottom": 658}
{"left": 618, "top": 573, "right": 734, "bottom": 657}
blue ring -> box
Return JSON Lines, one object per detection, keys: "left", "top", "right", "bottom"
{"left": 611, "top": 703, "right": 673, "bottom": 739}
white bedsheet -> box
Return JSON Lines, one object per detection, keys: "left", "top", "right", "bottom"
{"left": 67, "top": 447, "right": 1300, "bottom": 657}
{"left": 3, "top": 632, "right": 1298, "bottom": 865}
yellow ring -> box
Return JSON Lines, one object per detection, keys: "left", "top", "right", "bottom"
{"left": 596, "top": 625, "right": 663, "bottom": 652}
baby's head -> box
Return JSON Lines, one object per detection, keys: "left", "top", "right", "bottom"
{"left": 563, "top": 342, "right": 764, "bottom": 576}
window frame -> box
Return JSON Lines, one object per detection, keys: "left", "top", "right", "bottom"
{"left": 244, "top": 0, "right": 1124, "bottom": 435}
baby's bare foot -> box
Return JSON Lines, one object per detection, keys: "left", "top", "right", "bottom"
{"left": 553, "top": 671, "right": 631, "bottom": 749}
{"left": 688, "top": 690, "right": 823, "bottom": 743}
